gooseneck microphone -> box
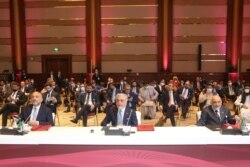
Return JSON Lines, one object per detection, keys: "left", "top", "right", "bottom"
{"left": 122, "top": 109, "right": 133, "bottom": 136}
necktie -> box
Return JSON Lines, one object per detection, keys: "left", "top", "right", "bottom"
{"left": 46, "top": 92, "right": 51, "bottom": 103}
{"left": 215, "top": 110, "right": 220, "bottom": 122}
{"left": 182, "top": 88, "right": 187, "bottom": 99}
{"left": 168, "top": 91, "right": 174, "bottom": 106}
{"left": 85, "top": 93, "right": 90, "bottom": 105}
{"left": 32, "top": 107, "right": 38, "bottom": 121}
{"left": 117, "top": 109, "right": 123, "bottom": 126}
{"left": 112, "top": 90, "right": 116, "bottom": 103}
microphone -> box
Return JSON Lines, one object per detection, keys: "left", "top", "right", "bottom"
{"left": 24, "top": 114, "right": 31, "bottom": 124}
{"left": 122, "top": 109, "right": 133, "bottom": 136}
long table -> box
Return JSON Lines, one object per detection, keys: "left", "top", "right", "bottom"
{"left": 0, "top": 126, "right": 250, "bottom": 167}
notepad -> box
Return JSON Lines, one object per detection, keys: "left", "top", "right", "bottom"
{"left": 31, "top": 125, "right": 51, "bottom": 131}
{"left": 137, "top": 124, "right": 155, "bottom": 131}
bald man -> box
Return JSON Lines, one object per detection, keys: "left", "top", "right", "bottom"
{"left": 198, "top": 95, "right": 236, "bottom": 127}
{"left": 101, "top": 93, "right": 138, "bottom": 127}
{"left": 20, "top": 91, "right": 53, "bottom": 126}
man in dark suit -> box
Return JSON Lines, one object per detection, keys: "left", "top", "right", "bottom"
{"left": 131, "top": 80, "right": 140, "bottom": 95}
{"left": 101, "top": 93, "right": 138, "bottom": 127}
{"left": 161, "top": 83, "right": 179, "bottom": 126}
{"left": 177, "top": 80, "right": 193, "bottom": 119}
{"left": 198, "top": 95, "right": 236, "bottom": 127}
{"left": 0, "top": 82, "right": 27, "bottom": 126}
{"left": 123, "top": 84, "right": 138, "bottom": 111}
{"left": 155, "top": 80, "right": 166, "bottom": 102}
{"left": 20, "top": 91, "right": 53, "bottom": 126}
{"left": 70, "top": 84, "right": 100, "bottom": 126}
{"left": 224, "top": 80, "right": 237, "bottom": 102}
{"left": 42, "top": 83, "right": 61, "bottom": 114}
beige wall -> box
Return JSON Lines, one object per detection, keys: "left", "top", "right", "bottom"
{"left": 0, "top": 0, "right": 249, "bottom": 74}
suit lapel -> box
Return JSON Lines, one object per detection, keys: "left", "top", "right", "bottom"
{"left": 209, "top": 106, "right": 220, "bottom": 123}
{"left": 220, "top": 108, "right": 226, "bottom": 122}
{"left": 123, "top": 106, "right": 130, "bottom": 124}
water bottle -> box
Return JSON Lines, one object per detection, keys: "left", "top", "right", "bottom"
{"left": 241, "top": 115, "right": 249, "bottom": 135}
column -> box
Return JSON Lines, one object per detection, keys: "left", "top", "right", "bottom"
{"left": 158, "top": 0, "right": 173, "bottom": 72}
{"left": 9, "top": 0, "right": 27, "bottom": 73}
{"left": 226, "top": 0, "right": 243, "bottom": 82}
{"left": 86, "top": 0, "right": 101, "bottom": 78}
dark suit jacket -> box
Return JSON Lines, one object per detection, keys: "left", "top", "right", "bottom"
{"left": 5, "top": 90, "right": 27, "bottom": 106}
{"left": 161, "top": 90, "right": 179, "bottom": 112}
{"left": 107, "top": 88, "right": 120, "bottom": 104}
{"left": 124, "top": 91, "right": 138, "bottom": 110}
{"left": 20, "top": 104, "right": 53, "bottom": 125}
{"left": 177, "top": 86, "right": 193, "bottom": 104}
{"left": 198, "top": 105, "right": 236, "bottom": 126}
{"left": 42, "top": 90, "right": 61, "bottom": 106}
{"left": 80, "top": 92, "right": 100, "bottom": 110}
{"left": 101, "top": 105, "right": 138, "bottom": 127}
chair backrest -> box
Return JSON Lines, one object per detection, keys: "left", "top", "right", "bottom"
{"left": 136, "top": 111, "right": 141, "bottom": 125}
{"left": 196, "top": 111, "right": 201, "bottom": 124}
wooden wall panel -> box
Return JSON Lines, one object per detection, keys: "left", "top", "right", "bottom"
{"left": 174, "top": 6, "right": 227, "bottom": 18}
{"left": 26, "top": 26, "right": 86, "bottom": 38}
{"left": 242, "top": 2, "right": 250, "bottom": 72}
{"left": 173, "top": 43, "right": 226, "bottom": 55}
{"left": 101, "top": 6, "right": 157, "bottom": 18}
{"left": 174, "top": 25, "right": 227, "bottom": 36}
{"left": 25, "top": 8, "right": 86, "bottom": 20}
{"left": 102, "top": 43, "right": 157, "bottom": 55}
{"left": 173, "top": 1, "right": 227, "bottom": 72}
{"left": 102, "top": 25, "right": 157, "bottom": 36}
{"left": 102, "top": 61, "right": 157, "bottom": 73}
{"left": 27, "top": 44, "right": 87, "bottom": 55}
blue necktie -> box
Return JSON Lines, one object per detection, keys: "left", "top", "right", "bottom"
{"left": 117, "top": 109, "right": 123, "bottom": 126}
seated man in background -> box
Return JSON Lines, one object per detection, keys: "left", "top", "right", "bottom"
{"left": 123, "top": 84, "right": 138, "bottom": 111}
{"left": 198, "top": 95, "right": 236, "bottom": 127}
{"left": 0, "top": 82, "right": 27, "bottom": 127}
{"left": 198, "top": 84, "right": 214, "bottom": 109}
{"left": 42, "top": 82, "right": 61, "bottom": 114}
{"left": 138, "top": 81, "right": 158, "bottom": 120}
{"left": 234, "top": 84, "right": 250, "bottom": 123}
{"left": 70, "top": 84, "right": 100, "bottom": 126}
{"left": 160, "top": 83, "right": 178, "bottom": 126}
{"left": 20, "top": 91, "right": 53, "bottom": 126}
{"left": 101, "top": 93, "right": 138, "bottom": 127}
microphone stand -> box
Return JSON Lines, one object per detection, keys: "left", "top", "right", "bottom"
{"left": 122, "top": 109, "right": 133, "bottom": 136}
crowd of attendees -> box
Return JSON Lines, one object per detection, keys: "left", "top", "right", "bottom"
{"left": 0, "top": 69, "right": 249, "bottom": 128}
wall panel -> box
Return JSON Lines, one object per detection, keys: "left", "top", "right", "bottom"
{"left": 102, "top": 61, "right": 157, "bottom": 73}
{"left": 173, "top": 1, "right": 227, "bottom": 72}
{"left": 25, "top": 0, "right": 87, "bottom": 74}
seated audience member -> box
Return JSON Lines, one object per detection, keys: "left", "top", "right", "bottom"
{"left": 101, "top": 93, "right": 138, "bottom": 127}
{"left": 160, "top": 83, "right": 179, "bottom": 126}
{"left": 0, "top": 82, "right": 27, "bottom": 127}
{"left": 224, "top": 80, "right": 237, "bottom": 102}
{"left": 177, "top": 80, "right": 193, "bottom": 119}
{"left": 234, "top": 84, "right": 250, "bottom": 123}
{"left": 20, "top": 91, "right": 53, "bottom": 126}
{"left": 138, "top": 81, "right": 158, "bottom": 119}
{"left": 123, "top": 84, "right": 138, "bottom": 111}
{"left": 70, "top": 84, "right": 100, "bottom": 126}
{"left": 42, "top": 83, "right": 61, "bottom": 114}
{"left": 198, "top": 95, "right": 236, "bottom": 127}
{"left": 198, "top": 84, "right": 214, "bottom": 109}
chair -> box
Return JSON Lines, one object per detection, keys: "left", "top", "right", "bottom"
{"left": 196, "top": 110, "right": 202, "bottom": 125}
{"left": 136, "top": 111, "right": 141, "bottom": 125}
{"left": 78, "top": 108, "right": 99, "bottom": 126}
{"left": 174, "top": 107, "right": 182, "bottom": 126}
{"left": 8, "top": 105, "right": 25, "bottom": 126}
{"left": 87, "top": 109, "right": 99, "bottom": 126}
{"left": 53, "top": 108, "right": 60, "bottom": 126}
